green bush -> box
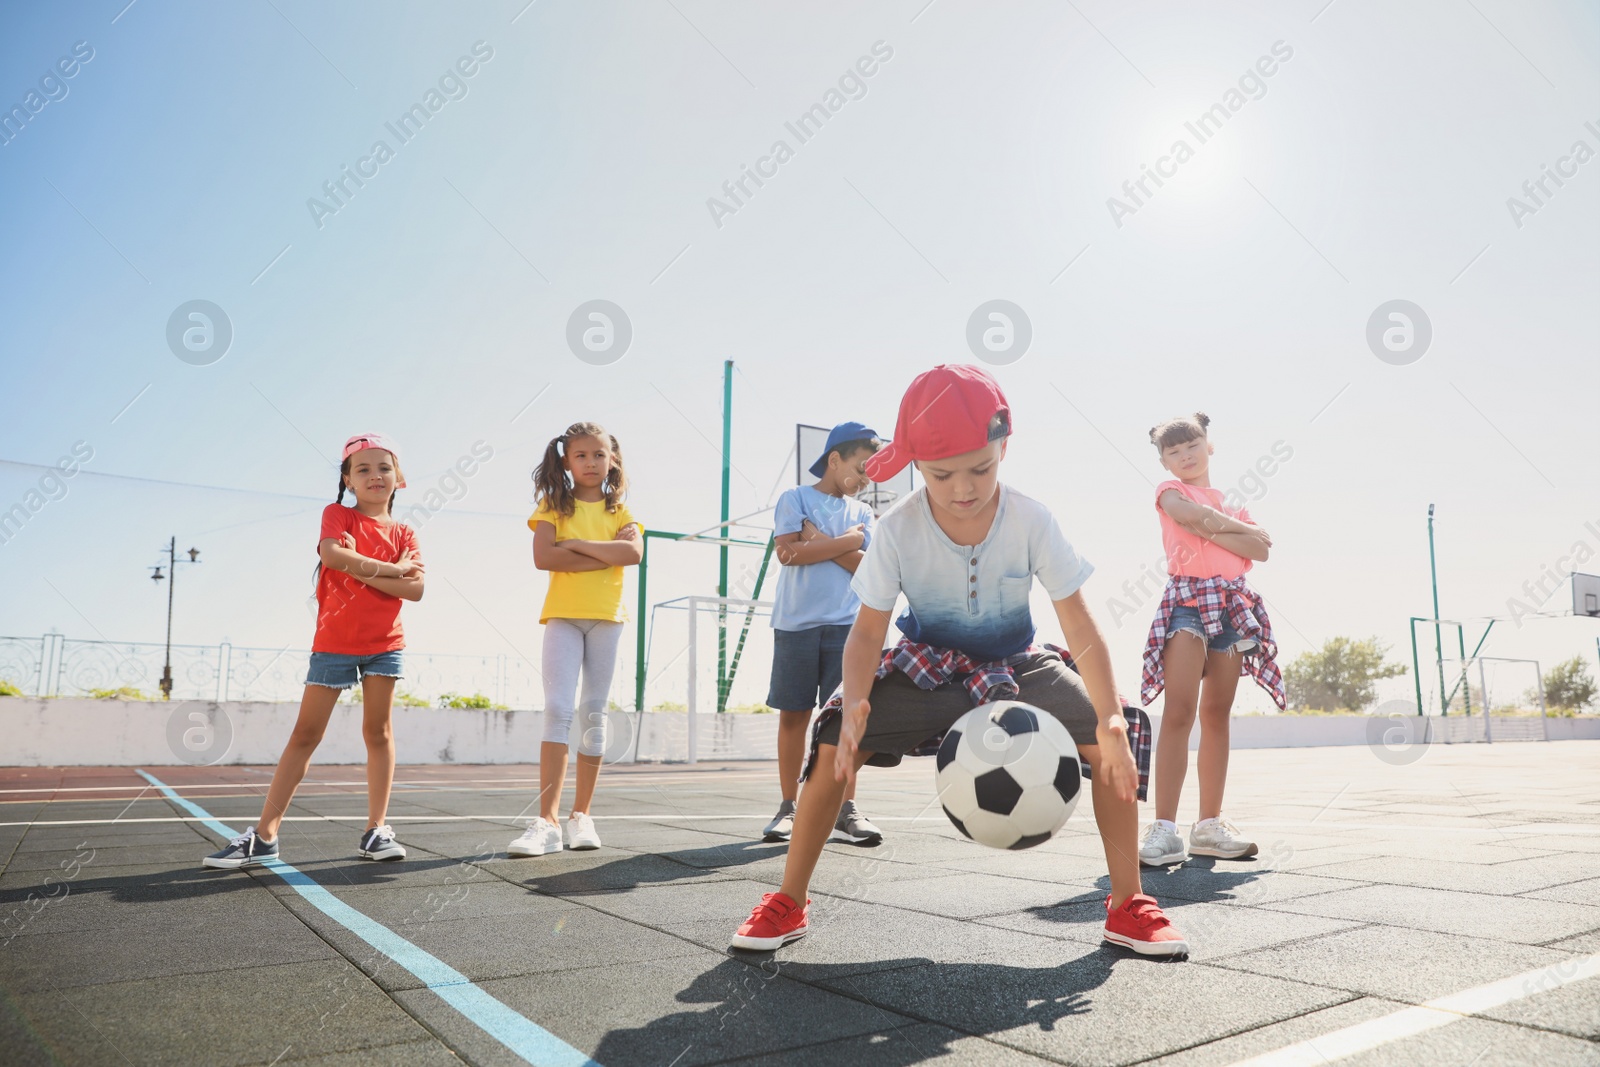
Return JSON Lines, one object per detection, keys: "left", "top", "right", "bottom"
{"left": 439, "top": 691, "right": 508, "bottom": 710}
{"left": 0, "top": 680, "right": 23, "bottom": 697}
{"left": 87, "top": 686, "right": 153, "bottom": 701}
{"left": 395, "top": 690, "right": 431, "bottom": 708}
{"left": 652, "top": 700, "right": 687, "bottom": 712}
{"left": 1488, "top": 705, "right": 1576, "bottom": 718}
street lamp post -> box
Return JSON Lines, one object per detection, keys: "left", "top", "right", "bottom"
{"left": 150, "top": 536, "right": 200, "bottom": 700}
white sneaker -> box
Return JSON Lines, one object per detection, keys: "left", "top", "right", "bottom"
{"left": 566, "top": 812, "right": 601, "bottom": 850}
{"left": 1189, "top": 817, "right": 1258, "bottom": 859}
{"left": 508, "top": 817, "right": 563, "bottom": 857}
{"left": 1139, "top": 822, "right": 1187, "bottom": 867}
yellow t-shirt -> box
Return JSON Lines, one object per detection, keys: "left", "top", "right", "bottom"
{"left": 528, "top": 498, "right": 641, "bottom": 625}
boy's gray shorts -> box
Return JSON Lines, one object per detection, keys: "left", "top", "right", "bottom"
{"left": 813, "top": 649, "right": 1100, "bottom": 764}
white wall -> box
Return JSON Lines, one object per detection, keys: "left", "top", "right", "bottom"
{"left": 1, "top": 699, "right": 1596, "bottom": 767}
{"left": 0, "top": 699, "right": 781, "bottom": 767}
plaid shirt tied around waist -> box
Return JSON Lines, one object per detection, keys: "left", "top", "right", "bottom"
{"left": 1139, "top": 575, "right": 1286, "bottom": 710}
{"left": 800, "top": 636, "right": 1150, "bottom": 800}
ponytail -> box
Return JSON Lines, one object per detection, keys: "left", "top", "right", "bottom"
{"left": 532, "top": 436, "right": 572, "bottom": 516}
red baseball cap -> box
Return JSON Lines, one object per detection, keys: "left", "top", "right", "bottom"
{"left": 864, "top": 364, "right": 1012, "bottom": 482}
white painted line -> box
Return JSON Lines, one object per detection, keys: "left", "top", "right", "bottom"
{"left": 0, "top": 814, "right": 950, "bottom": 828}
{"left": 1244, "top": 821, "right": 1600, "bottom": 836}
{"left": 1226, "top": 953, "right": 1600, "bottom": 1066}
{"left": 0, "top": 773, "right": 773, "bottom": 795}
{"left": 5, "top": 793, "right": 1592, "bottom": 837}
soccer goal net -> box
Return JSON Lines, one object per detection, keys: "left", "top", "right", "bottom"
{"left": 631, "top": 595, "right": 781, "bottom": 763}
{"left": 1434, "top": 656, "right": 1550, "bottom": 743}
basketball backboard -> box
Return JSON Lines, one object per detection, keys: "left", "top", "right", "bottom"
{"left": 1573, "top": 572, "right": 1600, "bottom": 618}
{"left": 796, "top": 423, "right": 915, "bottom": 517}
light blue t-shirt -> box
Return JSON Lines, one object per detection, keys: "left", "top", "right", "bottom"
{"left": 850, "top": 485, "right": 1093, "bottom": 661}
{"left": 770, "top": 486, "right": 876, "bottom": 631}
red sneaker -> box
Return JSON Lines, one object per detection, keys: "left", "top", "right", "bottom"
{"left": 1103, "top": 893, "right": 1188, "bottom": 957}
{"left": 730, "top": 892, "right": 810, "bottom": 950}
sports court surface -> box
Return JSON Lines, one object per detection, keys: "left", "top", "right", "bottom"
{"left": 2, "top": 742, "right": 1597, "bottom": 1067}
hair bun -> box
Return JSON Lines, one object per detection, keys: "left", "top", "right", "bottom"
{"left": 1193, "top": 412, "right": 1211, "bottom": 429}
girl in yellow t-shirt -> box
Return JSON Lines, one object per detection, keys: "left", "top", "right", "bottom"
{"left": 509, "top": 421, "right": 643, "bottom": 858}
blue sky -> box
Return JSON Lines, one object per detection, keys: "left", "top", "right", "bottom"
{"left": 1, "top": 0, "right": 1596, "bottom": 713}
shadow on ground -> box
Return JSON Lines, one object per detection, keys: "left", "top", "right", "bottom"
{"left": 0, "top": 853, "right": 480, "bottom": 907}
{"left": 591, "top": 951, "right": 1144, "bottom": 1066}
{"left": 513, "top": 840, "right": 785, "bottom": 896}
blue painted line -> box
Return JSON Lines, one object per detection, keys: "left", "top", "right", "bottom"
{"left": 136, "top": 770, "right": 600, "bottom": 1067}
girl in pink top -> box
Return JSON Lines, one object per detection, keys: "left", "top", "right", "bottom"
{"left": 1139, "top": 413, "right": 1278, "bottom": 869}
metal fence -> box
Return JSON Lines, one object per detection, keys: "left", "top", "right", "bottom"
{"left": 0, "top": 634, "right": 542, "bottom": 708}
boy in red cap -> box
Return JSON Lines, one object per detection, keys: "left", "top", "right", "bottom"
{"left": 731, "top": 365, "right": 1187, "bottom": 957}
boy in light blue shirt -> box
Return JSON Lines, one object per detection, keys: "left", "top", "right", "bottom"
{"left": 761, "top": 422, "right": 885, "bottom": 845}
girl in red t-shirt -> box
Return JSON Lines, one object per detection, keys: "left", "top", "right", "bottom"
{"left": 203, "top": 433, "right": 424, "bottom": 870}
{"left": 1138, "top": 413, "right": 1280, "bottom": 870}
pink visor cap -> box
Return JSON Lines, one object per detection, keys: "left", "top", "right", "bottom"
{"left": 342, "top": 432, "right": 406, "bottom": 488}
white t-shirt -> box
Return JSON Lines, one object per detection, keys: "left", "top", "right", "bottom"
{"left": 850, "top": 485, "right": 1093, "bottom": 661}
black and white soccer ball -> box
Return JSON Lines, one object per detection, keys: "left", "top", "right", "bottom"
{"left": 934, "top": 700, "right": 1082, "bottom": 850}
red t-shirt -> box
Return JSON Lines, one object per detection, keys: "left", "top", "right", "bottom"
{"left": 313, "top": 503, "right": 420, "bottom": 655}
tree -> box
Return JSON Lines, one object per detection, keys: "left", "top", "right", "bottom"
{"left": 1537, "top": 657, "right": 1596, "bottom": 713}
{"left": 1284, "top": 636, "right": 1408, "bottom": 713}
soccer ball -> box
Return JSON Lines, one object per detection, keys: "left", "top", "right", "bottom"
{"left": 934, "top": 700, "right": 1082, "bottom": 850}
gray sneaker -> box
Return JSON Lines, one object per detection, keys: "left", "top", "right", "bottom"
{"left": 357, "top": 824, "right": 406, "bottom": 861}
{"left": 1139, "top": 822, "right": 1187, "bottom": 867}
{"left": 762, "top": 800, "right": 796, "bottom": 842}
{"left": 1188, "top": 817, "right": 1258, "bottom": 859}
{"left": 834, "top": 800, "right": 883, "bottom": 845}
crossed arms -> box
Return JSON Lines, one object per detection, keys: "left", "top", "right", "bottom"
{"left": 318, "top": 532, "right": 425, "bottom": 601}
{"left": 774, "top": 518, "right": 866, "bottom": 574}
{"left": 532, "top": 520, "right": 644, "bottom": 572}
{"left": 1157, "top": 490, "right": 1272, "bottom": 562}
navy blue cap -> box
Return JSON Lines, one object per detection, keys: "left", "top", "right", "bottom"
{"left": 809, "top": 421, "right": 881, "bottom": 478}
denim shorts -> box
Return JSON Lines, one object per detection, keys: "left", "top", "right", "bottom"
{"left": 305, "top": 650, "right": 405, "bottom": 690}
{"left": 767, "top": 624, "right": 851, "bottom": 711}
{"left": 1168, "top": 604, "right": 1257, "bottom": 654}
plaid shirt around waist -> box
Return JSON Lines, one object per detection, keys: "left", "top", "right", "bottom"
{"left": 800, "top": 636, "right": 1150, "bottom": 800}
{"left": 1139, "top": 575, "right": 1285, "bottom": 710}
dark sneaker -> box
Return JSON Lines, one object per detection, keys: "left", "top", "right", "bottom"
{"left": 762, "top": 799, "right": 796, "bottom": 842}
{"left": 203, "top": 826, "right": 279, "bottom": 869}
{"left": 834, "top": 800, "right": 883, "bottom": 845}
{"left": 357, "top": 824, "right": 406, "bottom": 861}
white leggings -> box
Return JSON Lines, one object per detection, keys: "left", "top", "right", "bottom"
{"left": 541, "top": 617, "right": 624, "bottom": 757}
